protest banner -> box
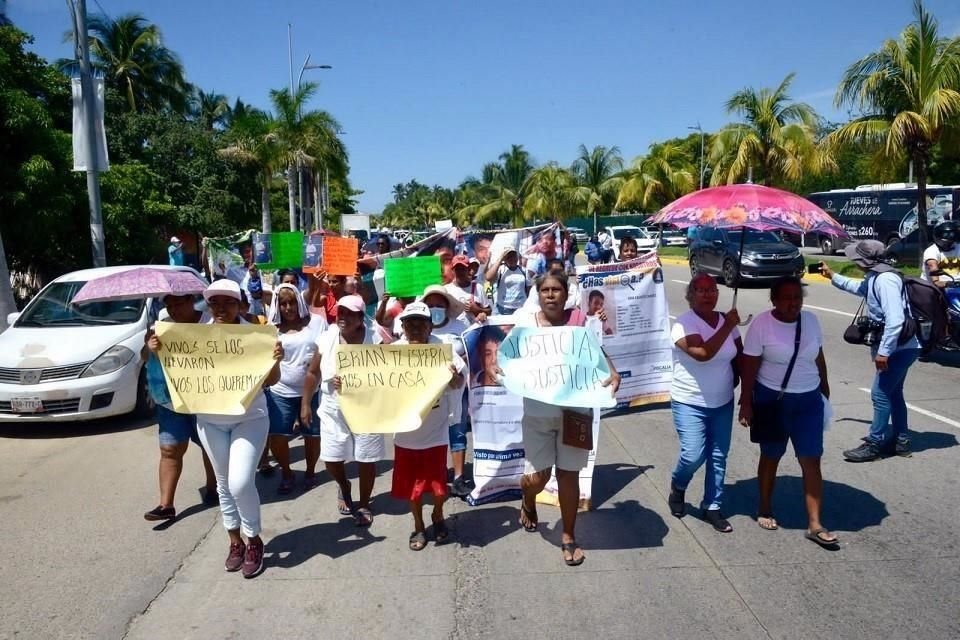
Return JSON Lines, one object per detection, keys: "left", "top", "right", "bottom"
{"left": 321, "top": 235, "right": 359, "bottom": 276}
{"left": 156, "top": 323, "right": 278, "bottom": 415}
{"left": 497, "top": 326, "right": 617, "bottom": 409}
{"left": 383, "top": 255, "right": 442, "bottom": 298}
{"left": 302, "top": 232, "right": 323, "bottom": 273}
{"left": 336, "top": 342, "right": 453, "bottom": 433}
{"left": 203, "top": 229, "right": 255, "bottom": 283}
{"left": 576, "top": 250, "right": 673, "bottom": 409}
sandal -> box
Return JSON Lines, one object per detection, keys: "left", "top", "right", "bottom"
{"left": 354, "top": 507, "right": 374, "bottom": 528}
{"left": 519, "top": 502, "right": 538, "bottom": 532}
{"left": 757, "top": 513, "right": 778, "bottom": 531}
{"left": 805, "top": 527, "right": 839, "bottom": 548}
{"left": 302, "top": 473, "right": 318, "bottom": 491}
{"left": 408, "top": 530, "right": 427, "bottom": 551}
{"left": 668, "top": 487, "right": 685, "bottom": 518}
{"left": 337, "top": 485, "right": 353, "bottom": 516}
{"left": 432, "top": 516, "right": 449, "bottom": 543}
{"left": 704, "top": 509, "right": 733, "bottom": 533}
{"left": 561, "top": 542, "right": 585, "bottom": 567}
{"left": 277, "top": 476, "right": 295, "bottom": 495}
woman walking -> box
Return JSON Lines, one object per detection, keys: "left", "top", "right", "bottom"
{"left": 667, "top": 274, "right": 742, "bottom": 532}
{"left": 265, "top": 284, "right": 327, "bottom": 494}
{"left": 738, "top": 277, "right": 838, "bottom": 548}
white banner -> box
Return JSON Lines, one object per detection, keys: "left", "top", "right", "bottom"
{"left": 71, "top": 77, "right": 109, "bottom": 172}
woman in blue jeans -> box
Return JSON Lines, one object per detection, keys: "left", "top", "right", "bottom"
{"left": 668, "top": 274, "right": 742, "bottom": 532}
{"left": 820, "top": 240, "right": 922, "bottom": 461}
{"left": 739, "top": 277, "right": 837, "bottom": 548}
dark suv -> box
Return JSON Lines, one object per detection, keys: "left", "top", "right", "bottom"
{"left": 689, "top": 227, "right": 804, "bottom": 287}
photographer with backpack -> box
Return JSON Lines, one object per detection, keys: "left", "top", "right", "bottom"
{"left": 819, "top": 240, "right": 921, "bottom": 462}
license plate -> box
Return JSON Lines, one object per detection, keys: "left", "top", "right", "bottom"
{"left": 11, "top": 397, "right": 43, "bottom": 413}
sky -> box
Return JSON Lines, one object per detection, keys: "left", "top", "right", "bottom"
{"left": 9, "top": 0, "right": 960, "bottom": 213}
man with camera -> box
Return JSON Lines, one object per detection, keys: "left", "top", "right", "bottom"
{"left": 819, "top": 240, "right": 921, "bottom": 462}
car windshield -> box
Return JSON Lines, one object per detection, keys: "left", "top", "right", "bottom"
{"left": 16, "top": 282, "right": 145, "bottom": 327}
{"left": 727, "top": 230, "right": 781, "bottom": 244}
{"left": 613, "top": 228, "right": 643, "bottom": 239}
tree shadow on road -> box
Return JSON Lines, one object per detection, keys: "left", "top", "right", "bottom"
{"left": 0, "top": 415, "right": 154, "bottom": 439}
{"left": 724, "top": 476, "right": 889, "bottom": 533}
{"left": 265, "top": 521, "right": 386, "bottom": 567}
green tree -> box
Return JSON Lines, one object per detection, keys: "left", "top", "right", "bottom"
{"left": 830, "top": 0, "right": 960, "bottom": 250}
{"left": 571, "top": 144, "right": 623, "bottom": 232}
{"left": 220, "top": 110, "right": 281, "bottom": 232}
{"left": 80, "top": 13, "right": 190, "bottom": 114}
{"left": 457, "top": 144, "right": 535, "bottom": 226}
{"left": 709, "top": 73, "right": 830, "bottom": 187}
{"left": 190, "top": 88, "right": 229, "bottom": 130}
{"left": 616, "top": 142, "right": 696, "bottom": 212}
{"left": 523, "top": 163, "right": 578, "bottom": 221}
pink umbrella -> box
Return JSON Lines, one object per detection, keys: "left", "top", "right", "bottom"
{"left": 71, "top": 267, "right": 208, "bottom": 304}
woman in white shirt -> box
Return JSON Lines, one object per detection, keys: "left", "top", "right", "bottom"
{"left": 301, "top": 295, "right": 383, "bottom": 527}
{"left": 265, "top": 284, "right": 327, "bottom": 494}
{"left": 738, "top": 277, "right": 838, "bottom": 549}
{"left": 668, "top": 274, "right": 742, "bottom": 533}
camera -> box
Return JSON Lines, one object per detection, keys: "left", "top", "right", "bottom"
{"left": 856, "top": 317, "right": 885, "bottom": 346}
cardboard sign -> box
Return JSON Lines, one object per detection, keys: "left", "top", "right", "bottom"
{"left": 321, "top": 236, "right": 359, "bottom": 276}
{"left": 156, "top": 323, "right": 278, "bottom": 415}
{"left": 335, "top": 343, "right": 453, "bottom": 433}
{"left": 383, "top": 255, "right": 442, "bottom": 298}
{"left": 302, "top": 233, "right": 323, "bottom": 273}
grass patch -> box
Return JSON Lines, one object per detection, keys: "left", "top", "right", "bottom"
{"left": 657, "top": 246, "right": 689, "bottom": 258}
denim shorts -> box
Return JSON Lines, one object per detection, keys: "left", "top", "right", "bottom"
{"left": 267, "top": 391, "right": 320, "bottom": 437}
{"left": 755, "top": 383, "right": 824, "bottom": 459}
{"left": 156, "top": 404, "right": 199, "bottom": 447}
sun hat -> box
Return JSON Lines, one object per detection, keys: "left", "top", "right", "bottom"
{"left": 843, "top": 240, "right": 895, "bottom": 272}
{"left": 336, "top": 294, "right": 366, "bottom": 314}
{"left": 398, "top": 301, "right": 431, "bottom": 320}
{"left": 203, "top": 278, "right": 241, "bottom": 302}
{"left": 451, "top": 255, "right": 470, "bottom": 269}
{"left": 419, "top": 284, "right": 464, "bottom": 318}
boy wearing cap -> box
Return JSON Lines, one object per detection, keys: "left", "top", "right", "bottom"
{"left": 168, "top": 236, "right": 184, "bottom": 266}
{"left": 445, "top": 255, "right": 490, "bottom": 324}
{"left": 391, "top": 302, "right": 467, "bottom": 550}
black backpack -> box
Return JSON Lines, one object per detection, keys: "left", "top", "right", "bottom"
{"left": 870, "top": 270, "right": 948, "bottom": 353}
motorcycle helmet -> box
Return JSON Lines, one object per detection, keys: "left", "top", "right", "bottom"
{"left": 933, "top": 220, "right": 958, "bottom": 251}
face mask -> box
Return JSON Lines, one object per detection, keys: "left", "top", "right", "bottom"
{"left": 429, "top": 307, "right": 447, "bottom": 325}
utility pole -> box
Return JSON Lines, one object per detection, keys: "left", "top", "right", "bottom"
{"left": 688, "top": 123, "right": 705, "bottom": 190}
{"left": 72, "top": 0, "right": 106, "bottom": 267}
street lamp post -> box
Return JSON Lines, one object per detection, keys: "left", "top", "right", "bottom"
{"left": 688, "top": 123, "right": 705, "bottom": 190}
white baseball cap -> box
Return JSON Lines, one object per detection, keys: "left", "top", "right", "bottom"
{"left": 398, "top": 301, "right": 431, "bottom": 321}
{"left": 170, "top": 236, "right": 181, "bottom": 244}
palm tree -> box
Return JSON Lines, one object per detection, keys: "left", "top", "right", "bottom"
{"left": 457, "top": 144, "right": 535, "bottom": 226}
{"left": 830, "top": 0, "right": 960, "bottom": 251}
{"left": 571, "top": 144, "right": 623, "bottom": 233}
{"left": 83, "top": 13, "right": 189, "bottom": 113}
{"left": 709, "top": 73, "right": 829, "bottom": 187}
{"left": 616, "top": 142, "right": 696, "bottom": 212}
{"left": 191, "top": 89, "right": 229, "bottom": 130}
{"left": 524, "top": 163, "right": 578, "bottom": 221}
{"left": 219, "top": 110, "right": 281, "bottom": 233}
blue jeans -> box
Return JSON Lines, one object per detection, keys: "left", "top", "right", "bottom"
{"left": 868, "top": 348, "right": 920, "bottom": 446}
{"left": 670, "top": 400, "right": 734, "bottom": 511}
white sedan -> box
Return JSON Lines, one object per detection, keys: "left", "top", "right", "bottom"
{"left": 603, "top": 225, "right": 658, "bottom": 259}
{"left": 0, "top": 265, "right": 202, "bottom": 422}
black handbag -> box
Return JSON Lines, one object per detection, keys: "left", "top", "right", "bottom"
{"left": 749, "top": 315, "right": 801, "bottom": 444}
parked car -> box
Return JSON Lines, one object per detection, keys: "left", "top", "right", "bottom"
{"left": 566, "top": 226, "right": 590, "bottom": 243}
{"left": 603, "top": 225, "right": 658, "bottom": 259}
{"left": 884, "top": 229, "right": 923, "bottom": 267}
{"left": 0, "top": 265, "right": 205, "bottom": 422}
{"left": 642, "top": 225, "right": 688, "bottom": 247}
{"left": 689, "top": 227, "right": 805, "bottom": 287}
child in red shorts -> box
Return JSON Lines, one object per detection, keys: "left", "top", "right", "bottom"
{"left": 391, "top": 302, "right": 466, "bottom": 551}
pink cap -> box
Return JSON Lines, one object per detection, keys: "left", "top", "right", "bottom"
{"left": 451, "top": 255, "right": 470, "bottom": 268}
{"left": 336, "top": 294, "right": 366, "bottom": 314}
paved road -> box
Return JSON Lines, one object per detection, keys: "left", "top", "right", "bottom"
{"left": 1, "top": 261, "right": 958, "bottom": 639}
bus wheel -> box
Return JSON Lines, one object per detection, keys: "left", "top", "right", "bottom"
{"left": 820, "top": 237, "right": 834, "bottom": 255}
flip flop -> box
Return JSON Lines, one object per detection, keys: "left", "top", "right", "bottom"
{"left": 408, "top": 531, "right": 427, "bottom": 551}
{"left": 354, "top": 507, "right": 374, "bottom": 528}
{"left": 519, "top": 502, "right": 538, "bottom": 532}
{"left": 337, "top": 485, "right": 353, "bottom": 516}
{"left": 561, "top": 542, "right": 585, "bottom": 567}
{"left": 302, "top": 473, "right": 318, "bottom": 491}
{"left": 704, "top": 509, "right": 733, "bottom": 533}
{"left": 805, "top": 527, "right": 840, "bottom": 548}
{"left": 757, "top": 513, "right": 779, "bottom": 531}
{"left": 432, "top": 516, "right": 449, "bottom": 544}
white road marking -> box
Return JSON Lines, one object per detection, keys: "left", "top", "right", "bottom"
{"left": 804, "top": 304, "right": 856, "bottom": 318}
{"left": 671, "top": 279, "right": 689, "bottom": 285}
{"left": 858, "top": 387, "right": 960, "bottom": 430}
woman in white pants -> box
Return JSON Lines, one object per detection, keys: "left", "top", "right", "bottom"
{"left": 196, "top": 279, "right": 282, "bottom": 579}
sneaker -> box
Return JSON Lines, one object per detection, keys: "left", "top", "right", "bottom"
{"left": 450, "top": 476, "right": 472, "bottom": 498}
{"left": 225, "top": 541, "right": 245, "bottom": 572}
{"left": 668, "top": 488, "right": 685, "bottom": 517}
{"left": 880, "top": 439, "right": 912, "bottom": 458}
{"left": 242, "top": 539, "right": 264, "bottom": 579}
{"left": 843, "top": 442, "right": 882, "bottom": 462}
{"left": 144, "top": 505, "right": 176, "bottom": 521}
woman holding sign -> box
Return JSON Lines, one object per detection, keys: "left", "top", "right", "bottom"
{"left": 302, "top": 295, "right": 384, "bottom": 527}
{"left": 513, "top": 272, "right": 620, "bottom": 567}
{"left": 265, "top": 284, "right": 327, "bottom": 494}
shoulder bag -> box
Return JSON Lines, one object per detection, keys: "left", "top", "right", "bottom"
{"left": 749, "top": 314, "right": 801, "bottom": 444}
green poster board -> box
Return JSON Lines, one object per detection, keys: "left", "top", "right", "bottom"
{"left": 383, "top": 255, "right": 442, "bottom": 298}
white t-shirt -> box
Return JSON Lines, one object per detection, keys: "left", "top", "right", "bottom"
{"left": 743, "top": 310, "right": 823, "bottom": 394}
{"left": 270, "top": 314, "right": 327, "bottom": 398}
{"left": 922, "top": 244, "right": 960, "bottom": 282}
{"left": 392, "top": 335, "right": 467, "bottom": 450}
{"left": 445, "top": 282, "right": 489, "bottom": 323}
{"left": 670, "top": 310, "right": 740, "bottom": 408}
{"left": 495, "top": 264, "right": 528, "bottom": 309}
{"left": 196, "top": 317, "right": 270, "bottom": 424}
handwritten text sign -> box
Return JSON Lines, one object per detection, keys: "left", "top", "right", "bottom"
{"left": 497, "top": 326, "right": 615, "bottom": 408}
{"left": 336, "top": 343, "right": 453, "bottom": 433}
{"left": 156, "top": 323, "right": 278, "bottom": 415}
{"left": 321, "top": 236, "right": 359, "bottom": 276}
{"left": 383, "top": 255, "right": 442, "bottom": 298}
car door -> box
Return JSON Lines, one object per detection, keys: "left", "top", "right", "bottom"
{"left": 697, "top": 227, "right": 718, "bottom": 272}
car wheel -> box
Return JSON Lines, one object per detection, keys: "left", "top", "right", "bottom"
{"left": 132, "top": 367, "right": 154, "bottom": 419}
{"left": 689, "top": 254, "right": 700, "bottom": 276}
{"left": 722, "top": 259, "right": 739, "bottom": 288}
{"left": 820, "top": 237, "right": 833, "bottom": 255}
